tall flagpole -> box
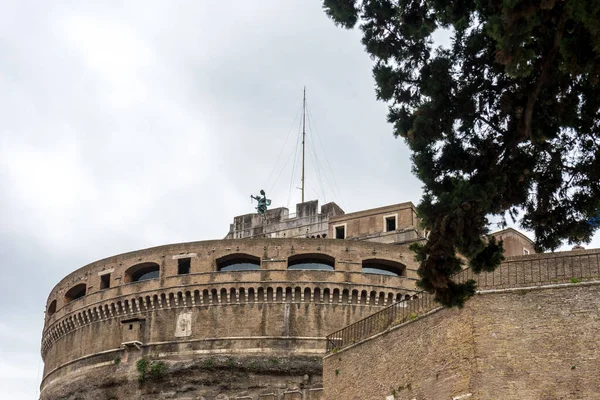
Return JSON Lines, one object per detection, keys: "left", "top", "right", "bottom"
{"left": 301, "top": 87, "right": 306, "bottom": 203}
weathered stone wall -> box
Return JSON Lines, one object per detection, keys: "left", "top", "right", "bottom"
{"left": 324, "top": 281, "right": 600, "bottom": 400}
{"left": 43, "top": 353, "right": 326, "bottom": 400}
{"left": 44, "top": 238, "right": 419, "bottom": 315}
{"left": 41, "top": 238, "right": 417, "bottom": 399}
{"left": 43, "top": 352, "right": 326, "bottom": 400}
{"left": 328, "top": 202, "right": 423, "bottom": 244}
{"left": 226, "top": 200, "right": 344, "bottom": 240}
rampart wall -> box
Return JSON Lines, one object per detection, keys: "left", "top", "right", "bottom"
{"left": 323, "top": 248, "right": 600, "bottom": 400}
{"left": 40, "top": 238, "right": 419, "bottom": 400}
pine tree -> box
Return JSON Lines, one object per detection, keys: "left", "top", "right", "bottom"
{"left": 323, "top": 0, "right": 600, "bottom": 307}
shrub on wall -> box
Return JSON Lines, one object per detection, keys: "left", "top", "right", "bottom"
{"left": 137, "top": 357, "right": 166, "bottom": 383}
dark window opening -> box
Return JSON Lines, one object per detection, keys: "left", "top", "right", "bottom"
{"left": 129, "top": 324, "right": 133, "bottom": 330}
{"left": 385, "top": 216, "right": 396, "bottom": 232}
{"left": 133, "top": 268, "right": 159, "bottom": 282}
{"left": 125, "top": 262, "right": 160, "bottom": 283}
{"left": 362, "top": 259, "right": 406, "bottom": 277}
{"left": 64, "top": 283, "right": 87, "bottom": 304}
{"left": 217, "top": 254, "right": 261, "bottom": 272}
{"left": 335, "top": 226, "right": 345, "bottom": 239}
{"left": 100, "top": 273, "right": 111, "bottom": 290}
{"left": 47, "top": 300, "right": 57, "bottom": 316}
{"left": 178, "top": 258, "right": 191, "bottom": 275}
{"left": 288, "top": 254, "right": 335, "bottom": 271}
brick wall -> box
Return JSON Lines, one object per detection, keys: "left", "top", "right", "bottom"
{"left": 324, "top": 282, "right": 600, "bottom": 399}
{"left": 328, "top": 203, "right": 420, "bottom": 242}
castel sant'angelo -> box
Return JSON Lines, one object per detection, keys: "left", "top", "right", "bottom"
{"left": 40, "top": 198, "right": 535, "bottom": 400}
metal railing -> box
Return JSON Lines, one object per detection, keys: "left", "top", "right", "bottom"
{"left": 326, "top": 290, "right": 435, "bottom": 352}
{"left": 326, "top": 250, "right": 600, "bottom": 353}
{"left": 453, "top": 251, "right": 600, "bottom": 290}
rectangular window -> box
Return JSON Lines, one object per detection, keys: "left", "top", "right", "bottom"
{"left": 523, "top": 248, "right": 530, "bottom": 255}
{"left": 178, "top": 258, "right": 191, "bottom": 275}
{"left": 335, "top": 225, "right": 346, "bottom": 239}
{"left": 100, "top": 273, "right": 111, "bottom": 290}
{"left": 385, "top": 215, "right": 397, "bottom": 232}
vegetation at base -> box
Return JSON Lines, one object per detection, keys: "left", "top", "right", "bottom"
{"left": 113, "top": 356, "right": 121, "bottom": 365}
{"left": 136, "top": 358, "right": 149, "bottom": 383}
{"left": 570, "top": 277, "right": 580, "bottom": 284}
{"left": 137, "top": 357, "right": 166, "bottom": 383}
{"left": 322, "top": 0, "right": 600, "bottom": 307}
{"left": 202, "top": 358, "right": 214, "bottom": 370}
{"left": 148, "top": 361, "right": 166, "bottom": 380}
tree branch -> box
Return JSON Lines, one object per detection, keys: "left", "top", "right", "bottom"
{"left": 477, "top": 115, "right": 505, "bottom": 136}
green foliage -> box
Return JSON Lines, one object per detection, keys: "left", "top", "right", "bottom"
{"left": 570, "top": 277, "right": 580, "bottom": 284}
{"left": 137, "top": 357, "right": 167, "bottom": 383}
{"left": 148, "top": 361, "right": 166, "bottom": 380}
{"left": 323, "top": 0, "right": 359, "bottom": 29}
{"left": 113, "top": 356, "right": 121, "bottom": 365}
{"left": 202, "top": 358, "right": 214, "bottom": 370}
{"left": 136, "top": 358, "right": 149, "bottom": 383}
{"left": 335, "top": 369, "right": 340, "bottom": 376}
{"left": 470, "top": 237, "right": 505, "bottom": 274}
{"left": 323, "top": 0, "right": 600, "bottom": 307}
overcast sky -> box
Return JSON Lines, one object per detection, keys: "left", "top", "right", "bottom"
{"left": 1, "top": 2, "right": 597, "bottom": 399}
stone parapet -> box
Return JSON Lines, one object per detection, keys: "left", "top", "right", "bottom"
{"left": 326, "top": 247, "right": 600, "bottom": 353}
{"left": 324, "top": 280, "right": 600, "bottom": 400}
{"left": 40, "top": 238, "right": 417, "bottom": 399}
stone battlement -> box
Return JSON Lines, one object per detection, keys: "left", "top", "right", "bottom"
{"left": 40, "top": 237, "right": 418, "bottom": 400}
{"left": 326, "top": 247, "right": 600, "bottom": 354}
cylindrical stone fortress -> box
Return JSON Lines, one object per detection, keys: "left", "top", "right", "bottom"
{"left": 40, "top": 238, "right": 419, "bottom": 399}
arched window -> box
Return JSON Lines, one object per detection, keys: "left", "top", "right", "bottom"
{"left": 47, "top": 300, "right": 57, "bottom": 316}
{"left": 64, "top": 283, "right": 87, "bottom": 304}
{"left": 124, "top": 262, "right": 160, "bottom": 283}
{"left": 216, "top": 254, "right": 260, "bottom": 272}
{"left": 361, "top": 259, "right": 406, "bottom": 277}
{"left": 288, "top": 254, "right": 334, "bottom": 271}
